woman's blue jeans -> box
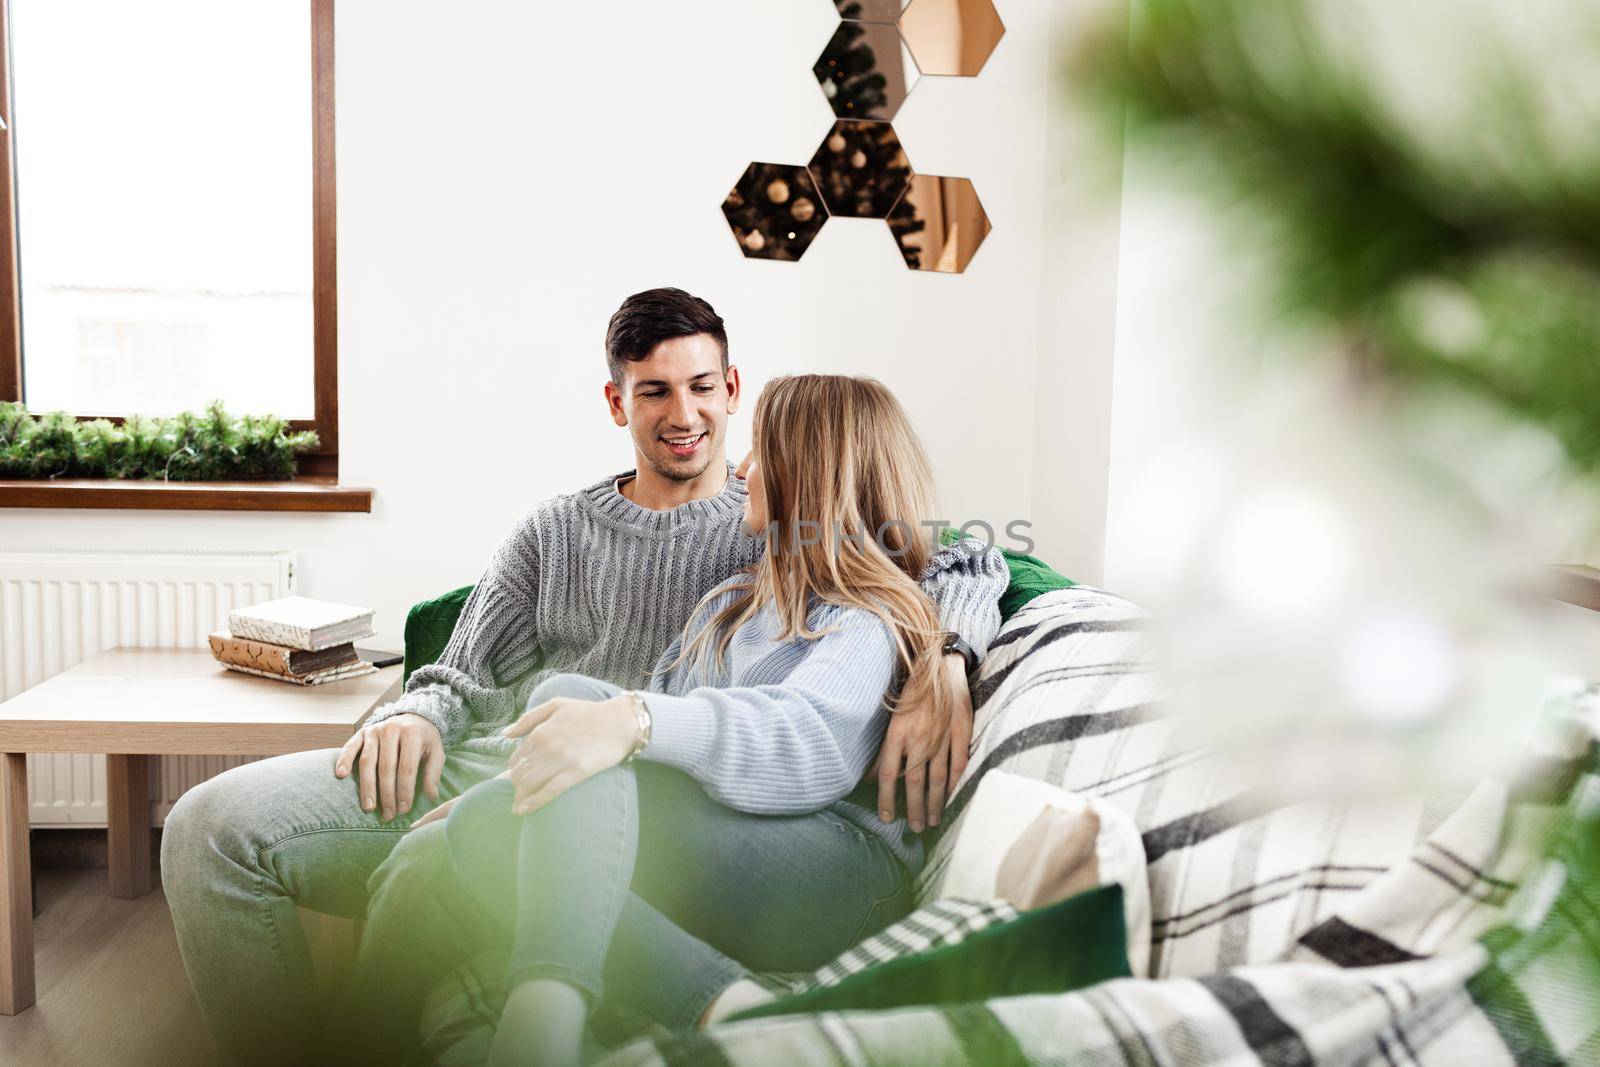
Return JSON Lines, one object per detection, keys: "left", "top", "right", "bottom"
{"left": 443, "top": 673, "right": 914, "bottom": 1031}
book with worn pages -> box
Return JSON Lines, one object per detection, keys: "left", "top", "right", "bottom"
{"left": 219, "top": 658, "right": 378, "bottom": 686}
{"left": 228, "top": 595, "right": 376, "bottom": 652}
{"left": 209, "top": 630, "right": 359, "bottom": 677}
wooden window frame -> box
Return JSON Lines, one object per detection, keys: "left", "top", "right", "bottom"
{"left": 0, "top": 0, "right": 371, "bottom": 512}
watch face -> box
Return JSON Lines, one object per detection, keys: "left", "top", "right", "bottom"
{"left": 942, "top": 634, "right": 978, "bottom": 673}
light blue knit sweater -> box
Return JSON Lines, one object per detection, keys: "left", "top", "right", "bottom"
{"left": 642, "top": 563, "right": 1007, "bottom": 872}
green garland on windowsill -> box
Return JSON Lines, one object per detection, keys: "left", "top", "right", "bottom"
{"left": 0, "top": 400, "right": 320, "bottom": 481}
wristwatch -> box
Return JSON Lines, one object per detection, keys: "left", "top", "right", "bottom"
{"left": 621, "top": 690, "right": 653, "bottom": 764}
{"left": 940, "top": 632, "right": 979, "bottom": 677}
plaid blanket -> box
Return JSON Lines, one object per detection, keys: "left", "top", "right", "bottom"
{"left": 597, "top": 590, "right": 1600, "bottom": 1066}
{"left": 922, "top": 588, "right": 1440, "bottom": 980}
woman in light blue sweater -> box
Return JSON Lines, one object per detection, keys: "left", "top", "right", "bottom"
{"left": 421, "top": 375, "right": 1005, "bottom": 1065}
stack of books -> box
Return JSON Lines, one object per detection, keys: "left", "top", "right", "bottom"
{"left": 210, "top": 595, "right": 379, "bottom": 686}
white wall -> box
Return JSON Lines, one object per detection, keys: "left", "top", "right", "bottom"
{"left": 1101, "top": 153, "right": 1228, "bottom": 597}
{"left": 0, "top": 0, "right": 1122, "bottom": 649}
{"left": 1030, "top": 0, "right": 1122, "bottom": 587}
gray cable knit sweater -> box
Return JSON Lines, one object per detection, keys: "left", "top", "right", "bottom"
{"left": 367, "top": 464, "right": 1006, "bottom": 768}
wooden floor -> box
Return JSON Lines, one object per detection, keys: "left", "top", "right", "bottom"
{"left": 0, "top": 866, "right": 219, "bottom": 1066}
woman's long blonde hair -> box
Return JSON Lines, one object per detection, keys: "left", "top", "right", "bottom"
{"left": 670, "top": 374, "right": 957, "bottom": 757}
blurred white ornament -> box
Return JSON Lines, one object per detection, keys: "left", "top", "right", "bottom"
{"left": 1394, "top": 277, "right": 1487, "bottom": 359}
{"left": 1339, "top": 606, "right": 1457, "bottom": 725}
{"left": 1215, "top": 485, "right": 1353, "bottom": 624}
{"left": 1135, "top": 366, "right": 1588, "bottom": 804}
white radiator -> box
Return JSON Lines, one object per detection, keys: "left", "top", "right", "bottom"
{"left": 0, "top": 549, "right": 296, "bottom": 827}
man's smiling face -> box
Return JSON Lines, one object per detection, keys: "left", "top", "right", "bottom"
{"left": 607, "top": 333, "right": 740, "bottom": 483}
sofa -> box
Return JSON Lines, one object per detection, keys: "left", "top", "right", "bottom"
{"left": 401, "top": 568, "right": 1600, "bottom": 1065}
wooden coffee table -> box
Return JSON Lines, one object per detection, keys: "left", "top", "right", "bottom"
{"left": 0, "top": 647, "right": 402, "bottom": 1015}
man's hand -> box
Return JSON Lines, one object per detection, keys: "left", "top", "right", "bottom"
{"left": 335, "top": 713, "right": 446, "bottom": 822}
{"left": 875, "top": 653, "right": 973, "bottom": 833}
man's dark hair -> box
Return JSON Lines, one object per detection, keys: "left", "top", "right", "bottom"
{"left": 604, "top": 288, "right": 729, "bottom": 384}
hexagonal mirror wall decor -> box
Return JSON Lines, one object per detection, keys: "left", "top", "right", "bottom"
{"left": 899, "top": 0, "right": 1005, "bottom": 77}
{"left": 813, "top": 20, "right": 919, "bottom": 120}
{"left": 807, "top": 120, "right": 912, "bottom": 219}
{"left": 889, "top": 174, "right": 991, "bottom": 272}
{"left": 725, "top": 0, "right": 999, "bottom": 269}
{"left": 830, "top": 0, "right": 904, "bottom": 23}
{"left": 721, "top": 162, "right": 830, "bottom": 261}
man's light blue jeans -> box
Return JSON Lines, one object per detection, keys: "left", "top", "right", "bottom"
{"left": 163, "top": 674, "right": 913, "bottom": 1062}
{"left": 160, "top": 740, "right": 507, "bottom": 1063}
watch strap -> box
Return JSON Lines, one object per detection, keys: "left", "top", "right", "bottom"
{"left": 941, "top": 631, "right": 979, "bottom": 676}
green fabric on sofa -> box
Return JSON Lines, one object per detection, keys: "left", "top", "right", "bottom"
{"left": 732, "top": 885, "right": 1130, "bottom": 1021}
{"left": 939, "top": 527, "right": 1077, "bottom": 619}
{"left": 403, "top": 584, "right": 475, "bottom": 686}
{"left": 401, "top": 535, "right": 1076, "bottom": 685}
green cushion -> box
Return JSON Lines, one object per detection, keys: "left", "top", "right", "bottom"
{"left": 402, "top": 536, "right": 1076, "bottom": 681}
{"left": 732, "top": 885, "right": 1130, "bottom": 1021}
{"left": 940, "top": 527, "right": 1077, "bottom": 619}
{"left": 403, "top": 584, "right": 474, "bottom": 686}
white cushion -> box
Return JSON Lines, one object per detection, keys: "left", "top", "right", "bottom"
{"left": 929, "top": 769, "right": 1152, "bottom": 975}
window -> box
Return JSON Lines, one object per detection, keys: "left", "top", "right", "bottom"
{"left": 0, "top": 0, "right": 338, "bottom": 477}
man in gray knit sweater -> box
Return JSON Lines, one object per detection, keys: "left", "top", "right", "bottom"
{"left": 161, "top": 288, "right": 1005, "bottom": 1062}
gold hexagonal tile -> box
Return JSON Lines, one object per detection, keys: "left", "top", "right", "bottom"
{"left": 899, "top": 0, "right": 1005, "bottom": 77}
{"left": 830, "top": 0, "right": 905, "bottom": 24}
{"left": 808, "top": 120, "right": 913, "bottom": 219}
{"left": 813, "top": 20, "right": 920, "bottom": 121}
{"left": 888, "top": 174, "right": 991, "bottom": 272}
{"left": 721, "top": 162, "right": 830, "bottom": 261}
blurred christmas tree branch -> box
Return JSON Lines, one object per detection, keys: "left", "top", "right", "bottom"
{"left": 1070, "top": 0, "right": 1600, "bottom": 474}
